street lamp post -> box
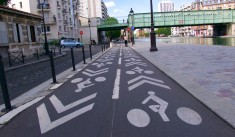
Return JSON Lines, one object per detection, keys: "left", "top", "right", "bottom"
{"left": 88, "top": 18, "right": 92, "bottom": 59}
{"left": 129, "top": 8, "right": 135, "bottom": 45}
{"left": 40, "top": 0, "right": 49, "bottom": 55}
{"left": 150, "top": 0, "right": 158, "bottom": 51}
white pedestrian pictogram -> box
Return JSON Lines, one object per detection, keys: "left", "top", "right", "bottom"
{"left": 128, "top": 75, "right": 171, "bottom": 91}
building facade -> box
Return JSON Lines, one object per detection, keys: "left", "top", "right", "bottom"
{"left": 158, "top": 1, "right": 174, "bottom": 12}
{"left": 9, "top": 0, "right": 80, "bottom": 40}
{"left": 78, "top": 0, "right": 108, "bottom": 19}
{"left": 191, "top": 0, "right": 235, "bottom": 36}
{"left": 0, "top": 6, "right": 42, "bottom": 58}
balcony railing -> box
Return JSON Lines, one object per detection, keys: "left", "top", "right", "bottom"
{"left": 44, "top": 17, "right": 57, "bottom": 25}
{"left": 37, "top": 4, "right": 50, "bottom": 10}
{"left": 64, "top": 20, "right": 68, "bottom": 25}
{"left": 62, "top": 9, "right": 67, "bottom": 14}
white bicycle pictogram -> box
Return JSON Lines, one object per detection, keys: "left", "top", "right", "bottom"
{"left": 127, "top": 91, "right": 202, "bottom": 128}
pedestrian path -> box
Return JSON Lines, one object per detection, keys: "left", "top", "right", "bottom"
{"left": 131, "top": 39, "right": 235, "bottom": 128}
{"left": 0, "top": 44, "right": 234, "bottom": 137}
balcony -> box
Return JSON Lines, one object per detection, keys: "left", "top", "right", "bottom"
{"left": 37, "top": 4, "right": 50, "bottom": 11}
{"left": 61, "top": 0, "right": 67, "bottom": 4}
{"left": 62, "top": 9, "right": 67, "bottom": 14}
{"left": 44, "top": 17, "right": 57, "bottom": 25}
{"left": 63, "top": 20, "right": 68, "bottom": 25}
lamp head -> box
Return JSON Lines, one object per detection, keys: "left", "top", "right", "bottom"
{"left": 129, "top": 8, "right": 134, "bottom": 15}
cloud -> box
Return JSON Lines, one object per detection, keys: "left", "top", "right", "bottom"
{"left": 105, "top": 1, "right": 115, "bottom": 8}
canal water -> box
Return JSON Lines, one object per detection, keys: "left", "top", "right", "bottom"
{"left": 155, "top": 37, "right": 235, "bottom": 46}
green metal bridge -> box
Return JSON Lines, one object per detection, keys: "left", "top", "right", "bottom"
{"left": 97, "top": 9, "right": 235, "bottom": 31}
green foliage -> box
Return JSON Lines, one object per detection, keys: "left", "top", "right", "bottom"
{"left": 104, "top": 17, "right": 121, "bottom": 40}
{"left": 155, "top": 27, "right": 171, "bottom": 36}
{"left": 144, "top": 32, "right": 150, "bottom": 37}
{"left": 0, "top": 0, "right": 11, "bottom": 6}
{"left": 48, "top": 39, "right": 60, "bottom": 47}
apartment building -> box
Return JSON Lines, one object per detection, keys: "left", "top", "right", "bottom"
{"left": 158, "top": 1, "right": 174, "bottom": 12}
{"left": 78, "top": 0, "right": 108, "bottom": 19}
{"left": 9, "top": 0, "right": 80, "bottom": 40}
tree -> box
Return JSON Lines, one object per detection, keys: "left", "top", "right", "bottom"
{"left": 104, "top": 17, "right": 121, "bottom": 40}
{"left": 0, "top": 0, "right": 11, "bottom": 6}
{"left": 155, "top": 27, "right": 171, "bottom": 36}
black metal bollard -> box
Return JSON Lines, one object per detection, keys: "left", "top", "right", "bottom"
{"left": 22, "top": 52, "right": 25, "bottom": 64}
{"left": 0, "top": 54, "right": 12, "bottom": 110}
{"left": 8, "top": 52, "right": 12, "bottom": 67}
{"left": 36, "top": 50, "right": 39, "bottom": 60}
{"left": 49, "top": 51, "right": 57, "bottom": 83}
{"left": 89, "top": 44, "right": 92, "bottom": 59}
{"left": 70, "top": 48, "right": 76, "bottom": 71}
{"left": 82, "top": 46, "right": 86, "bottom": 64}
{"left": 101, "top": 43, "right": 103, "bottom": 52}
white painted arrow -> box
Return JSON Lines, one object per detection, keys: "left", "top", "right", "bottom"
{"left": 49, "top": 93, "right": 97, "bottom": 113}
{"left": 37, "top": 103, "right": 94, "bottom": 134}
{"left": 128, "top": 76, "right": 164, "bottom": 85}
{"left": 85, "top": 68, "right": 109, "bottom": 73}
{"left": 82, "top": 68, "right": 109, "bottom": 77}
{"left": 128, "top": 80, "right": 171, "bottom": 91}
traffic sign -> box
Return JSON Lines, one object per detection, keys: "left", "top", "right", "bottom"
{"left": 131, "top": 26, "right": 134, "bottom": 31}
{"left": 127, "top": 27, "right": 130, "bottom": 31}
{"left": 80, "top": 31, "right": 83, "bottom": 35}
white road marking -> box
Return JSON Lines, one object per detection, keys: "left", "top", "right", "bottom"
{"left": 0, "top": 97, "right": 44, "bottom": 124}
{"left": 66, "top": 74, "right": 74, "bottom": 79}
{"left": 118, "top": 57, "right": 122, "bottom": 65}
{"left": 112, "top": 69, "right": 121, "bottom": 99}
{"left": 95, "top": 77, "right": 106, "bottom": 82}
{"left": 37, "top": 103, "right": 94, "bottom": 134}
{"left": 127, "top": 109, "right": 150, "bottom": 127}
{"left": 71, "top": 78, "right": 83, "bottom": 83}
{"left": 82, "top": 68, "right": 109, "bottom": 77}
{"left": 177, "top": 107, "right": 202, "bottom": 125}
{"left": 142, "top": 91, "right": 169, "bottom": 122}
{"left": 128, "top": 80, "right": 171, "bottom": 91}
{"left": 128, "top": 76, "right": 164, "bottom": 85}
{"left": 144, "top": 70, "right": 154, "bottom": 74}
{"left": 50, "top": 83, "right": 63, "bottom": 90}
{"left": 49, "top": 93, "right": 97, "bottom": 113}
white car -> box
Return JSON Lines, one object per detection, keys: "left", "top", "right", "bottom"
{"left": 60, "top": 39, "right": 84, "bottom": 48}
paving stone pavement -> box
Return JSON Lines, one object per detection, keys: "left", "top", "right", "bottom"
{"left": 131, "top": 39, "right": 235, "bottom": 128}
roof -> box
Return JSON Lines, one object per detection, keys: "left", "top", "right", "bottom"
{"left": 0, "top": 5, "right": 42, "bottom": 20}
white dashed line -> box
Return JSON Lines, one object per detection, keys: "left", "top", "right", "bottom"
{"left": 112, "top": 69, "right": 121, "bottom": 99}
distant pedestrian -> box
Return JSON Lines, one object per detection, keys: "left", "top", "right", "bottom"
{"left": 124, "top": 35, "right": 128, "bottom": 47}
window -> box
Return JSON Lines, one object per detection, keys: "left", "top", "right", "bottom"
{"left": 30, "top": 26, "right": 36, "bottom": 42}
{"left": 16, "top": 24, "right": 21, "bottom": 43}
{"left": 59, "top": 26, "right": 62, "bottom": 31}
{"left": 46, "top": 26, "right": 50, "bottom": 32}
{"left": 20, "top": 2, "right": 22, "bottom": 8}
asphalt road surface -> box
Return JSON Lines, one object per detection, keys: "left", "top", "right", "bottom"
{"left": 0, "top": 45, "right": 234, "bottom": 137}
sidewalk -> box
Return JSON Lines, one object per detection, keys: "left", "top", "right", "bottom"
{"left": 131, "top": 39, "right": 235, "bottom": 128}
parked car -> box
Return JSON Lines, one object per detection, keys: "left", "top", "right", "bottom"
{"left": 60, "top": 39, "right": 83, "bottom": 48}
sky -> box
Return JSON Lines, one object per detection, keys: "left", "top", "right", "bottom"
{"left": 103, "top": 0, "right": 195, "bottom": 21}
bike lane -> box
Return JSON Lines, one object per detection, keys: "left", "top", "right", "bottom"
{"left": 111, "top": 46, "right": 235, "bottom": 137}
{"left": 0, "top": 47, "right": 121, "bottom": 137}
